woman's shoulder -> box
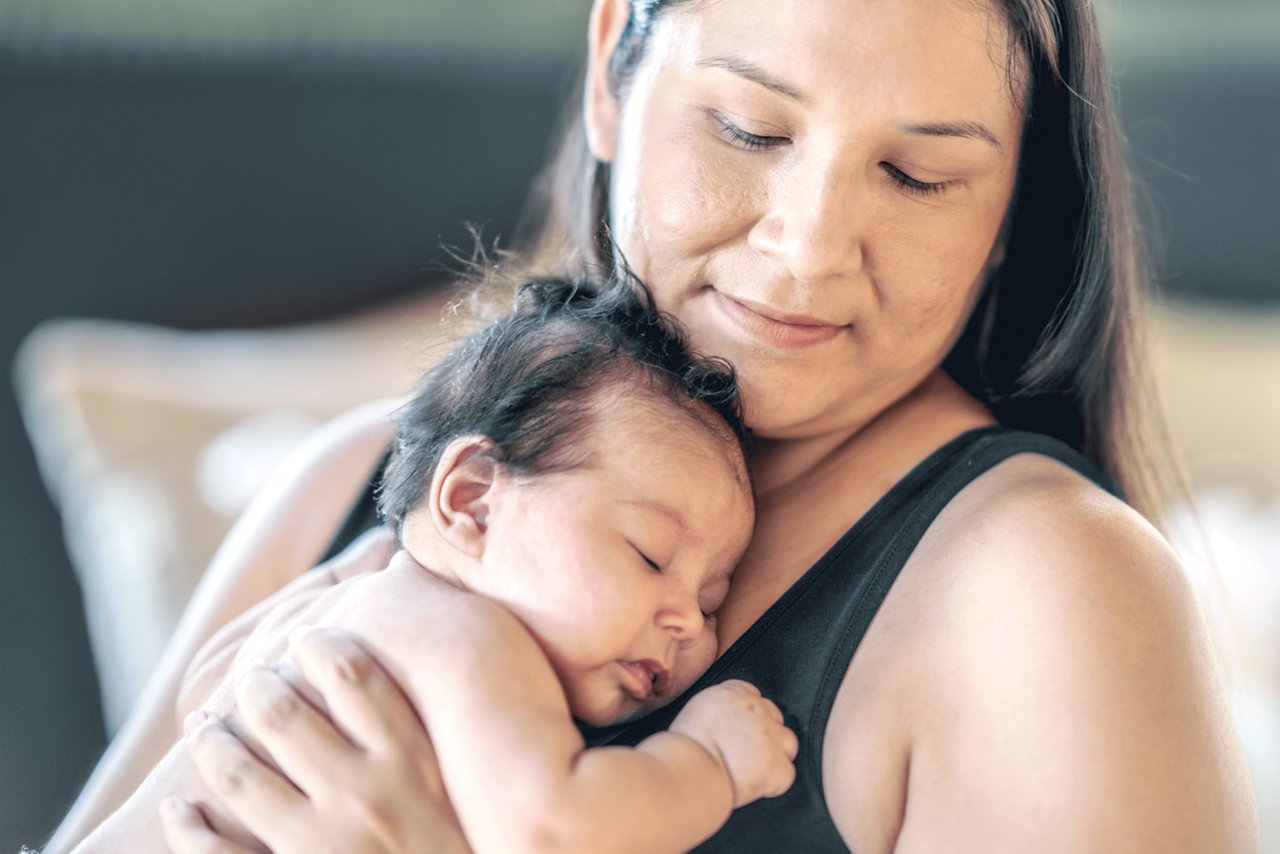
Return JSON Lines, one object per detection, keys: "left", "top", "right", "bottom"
{"left": 254, "top": 397, "right": 401, "bottom": 520}
{"left": 214, "top": 397, "right": 402, "bottom": 583}
{"left": 914, "top": 451, "right": 1199, "bottom": 698}
{"left": 864, "top": 453, "right": 1259, "bottom": 849}
{"left": 932, "top": 448, "right": 1150, "bottom": 567}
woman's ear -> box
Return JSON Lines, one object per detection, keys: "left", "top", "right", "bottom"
{"left": 584, "top": 0, "right": 631, "bottom": 163}
{"left": 426, "top": 436, "right": 501, "bottom": 559}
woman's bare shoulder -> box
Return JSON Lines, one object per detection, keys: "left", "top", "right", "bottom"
{"left": 876, "top": 454, "right": 1260, "bottom": 850}
{"left": 184, "top": 397, "right": 404, "bottom": 634}
{"left": 226, "top": 397, "right": 402, "bottom": 566}
{"left": 265, "top": 396, "right": 402, "bottom": 503}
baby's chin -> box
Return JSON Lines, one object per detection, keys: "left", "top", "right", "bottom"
{"left": 576, "top": 689, "right": 681, "bottom": 728}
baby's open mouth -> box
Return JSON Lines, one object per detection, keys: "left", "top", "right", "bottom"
{"left": 619, "top": 659, "right": 672, "bottom": 701}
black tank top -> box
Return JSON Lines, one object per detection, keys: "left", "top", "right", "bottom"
{"left": 323, "top": 426, "right": 1119, "bottom": 852}
{"left": 581, "top": 426, "right": 1120, "bottom": 851}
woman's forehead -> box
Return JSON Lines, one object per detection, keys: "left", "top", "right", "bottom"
{"left": 652, "top": 0, "right": 1025, "bottom": 126}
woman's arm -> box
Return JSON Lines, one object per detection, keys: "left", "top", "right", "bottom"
{"left": 824, "top": 460, "right": 1261, "bottom": 852}
{"left": 47, "top": 399, "right": 399, "bottom": 854}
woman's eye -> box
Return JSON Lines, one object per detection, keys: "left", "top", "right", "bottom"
{"left": 882, "top": 162, "right": 950, "bottom": 197}
{"left": 712, "top": 112, "right": 788, "bottom": 152}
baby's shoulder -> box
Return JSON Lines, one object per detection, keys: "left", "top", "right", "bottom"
{"left": 322, "top": 561, "right": 566, "bottom": 722}
{"left": 327, "top": 558, "right": 539, "bottom": 667}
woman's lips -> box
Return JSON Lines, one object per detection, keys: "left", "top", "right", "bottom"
{"left": 711, "top": 290, "right": 845, "bottom": 349}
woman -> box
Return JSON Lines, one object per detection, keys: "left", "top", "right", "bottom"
{"left": 53, "top": 0, "right": 1260, "bottom": 850}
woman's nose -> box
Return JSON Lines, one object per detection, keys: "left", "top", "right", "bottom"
{"left": 748, "top": 151, "right": 865, "bottom": 283}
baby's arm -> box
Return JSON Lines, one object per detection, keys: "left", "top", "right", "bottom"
{"left": 335, "top": 563, "right": 796, "bottom": 853}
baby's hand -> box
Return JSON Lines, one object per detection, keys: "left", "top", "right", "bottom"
{"left": 671, "top": 680, "right": 798, "bottom": 807}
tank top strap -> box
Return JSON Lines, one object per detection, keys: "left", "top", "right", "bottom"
{"left": 802, "top": 425, "right": 1121, "bottom": 765}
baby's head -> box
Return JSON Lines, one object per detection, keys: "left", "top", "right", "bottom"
{"left": 380, "top": 275, "right": 755, "bottom": 726}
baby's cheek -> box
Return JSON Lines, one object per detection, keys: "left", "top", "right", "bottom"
{"left": 675, "top": 630, "right": 720, "bottom": 695}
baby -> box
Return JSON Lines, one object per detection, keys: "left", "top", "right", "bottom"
{"left": 79, "top": 275, "right": 797, "bottom": 853}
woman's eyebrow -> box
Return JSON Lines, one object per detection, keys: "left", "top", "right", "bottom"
{"left": 696, "top": 54, "right": 808, "bottom": 104}
{"left": 695, "top": 55, "right": 1003, "bottom": 152}
{"left": 899, "top": 120, "right": 1004, "bottom": 151}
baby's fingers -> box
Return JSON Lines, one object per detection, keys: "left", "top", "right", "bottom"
{"left": 716, "top": 678, "right": 762, "bottom": 697}
{"left": 757, "top": 696, "right": 786, "bottom": 725}
{"left": 763, "top": 745, "right": 798, "bottom": 799}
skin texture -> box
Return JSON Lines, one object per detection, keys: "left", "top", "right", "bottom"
{"left": 78, "top": 396, "right": 796, "bottom": 853}
{"left": 57, "top": 0, "right": 1260, "bottom": 850}
{"left": 400, "top": 393, "right": 754, "bottom": 727}
{"left": 580, "top": 0, "right": 1026, "bottom": 650}
{"left": 588, "top": 0, "right": 1020, "bottom": 445}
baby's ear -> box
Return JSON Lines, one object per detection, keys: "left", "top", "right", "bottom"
{"left": 425, "top": 435, "right": 500, "bottom": 558}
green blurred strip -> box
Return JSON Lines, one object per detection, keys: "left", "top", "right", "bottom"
{"left": 0, "top": 0, "right": 1276, "bottom": 72}
{"left": 0, "top": 0, "right": 588, "bottom": 59}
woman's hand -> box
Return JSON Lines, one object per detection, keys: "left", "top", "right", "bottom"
{"left": 178, "top": 526, "right": 398, "bottom": 723}
{"left": 163, "top": 627, "right": 471, "bottom": 854}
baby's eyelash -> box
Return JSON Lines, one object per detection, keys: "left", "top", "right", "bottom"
{"left": 712, "top": 112, "right": 787, "bottom": 152}
{"left": 634, "top": 546, "right": 662, "bottom": 573}
{"left": 882, "top": 163, "right": 950, "bottom": 197}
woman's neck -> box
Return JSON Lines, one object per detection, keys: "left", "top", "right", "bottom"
{"left": 745, "top": 370, "right": 993, "bottom": 502}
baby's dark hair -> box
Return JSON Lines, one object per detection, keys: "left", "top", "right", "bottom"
{"left": 377, "top": 273, "right": 747, "bottom": 531}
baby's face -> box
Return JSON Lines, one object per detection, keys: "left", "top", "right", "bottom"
{"left": 478, "top": 393, "right": 754, "bottom": 726}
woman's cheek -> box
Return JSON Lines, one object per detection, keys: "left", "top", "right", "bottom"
{"left": 648, "top": 139, "right": 756, "bottom": 258}
{"left": 880, "top": 208, "right": 993, "bottom": 321}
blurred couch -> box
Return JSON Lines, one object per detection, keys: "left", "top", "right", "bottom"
{"left": 0, "top": 0, "right": 583, "bottom": 845}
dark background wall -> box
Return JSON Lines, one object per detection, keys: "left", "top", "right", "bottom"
{"left": 2, "top": 2, "right": 1278, "bottom": 849}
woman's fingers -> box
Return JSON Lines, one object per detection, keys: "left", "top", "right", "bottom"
{"left": 288, "top": 627, "right": 438, "bottom": 769}
{"left": 183, "top": 712, "right": 313, "bottom": 844}
{"left": 159, "top": 797, "right": 264, "bottom": 854}
{"left": 184, "top": 630, "right": 468, "bottom": 854}
{"left": 232, "top": 664, "right": 362, "bottom": 794}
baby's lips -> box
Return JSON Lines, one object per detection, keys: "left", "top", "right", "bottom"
{"left": 618, "top": 660, "right": 656, "bottom": 701}
{"left": 647, "top": 659, "right": 674, "bottom": 695}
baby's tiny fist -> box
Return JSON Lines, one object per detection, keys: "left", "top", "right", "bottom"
{"left": 672, "top": 680, "right": 798, "bottom": 807}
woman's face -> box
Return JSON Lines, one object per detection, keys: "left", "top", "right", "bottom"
{"left": 585, "top": 0, "right": 1025, "bottom": 438}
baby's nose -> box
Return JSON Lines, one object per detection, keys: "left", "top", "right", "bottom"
{"left": 656, "top": 597, "right": 704, "bottom": 641}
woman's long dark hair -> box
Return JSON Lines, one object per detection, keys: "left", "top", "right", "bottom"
{"left": 516, "top": 0, "right": 1176, "bottom": 520}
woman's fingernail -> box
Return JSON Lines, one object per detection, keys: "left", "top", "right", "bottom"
{"left": 183, "top": 709, "right": 211, "bottom": 735}
{"left": 236, "top": 659, "right": 273, "bottom": 683}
